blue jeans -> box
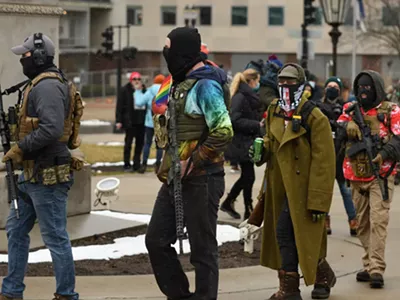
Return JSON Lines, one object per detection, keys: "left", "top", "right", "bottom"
{"left": 337, "top": 180, "right": 356, "bottom": 221}
{"left": 143, "top": 127, "right": 163, "bottom": 166}
{"left": 1, "top": 175, "right": 78, "bottom": 299}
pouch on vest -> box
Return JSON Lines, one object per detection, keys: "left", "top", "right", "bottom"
{"left": 153, "top": 114, "right": 169, "bottom": 149}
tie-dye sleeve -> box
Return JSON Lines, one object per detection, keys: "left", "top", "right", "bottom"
{"left": 191, "top": 79, "right": 233, "bottom": 166}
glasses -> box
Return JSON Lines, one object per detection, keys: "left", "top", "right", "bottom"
{"left": 132, "top": 78, "right": 141, "bottom": 81}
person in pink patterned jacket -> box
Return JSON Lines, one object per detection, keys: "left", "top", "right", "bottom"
{"left": 337, "top": 70, "right": 400, "bottom": 289}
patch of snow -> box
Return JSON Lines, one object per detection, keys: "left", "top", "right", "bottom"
{"left": 91, "top": 159, "right": 156, "bottom": 168}
{"left": 0, "top": 211, "right": 240, "bottom": 263}
{"left": 97, "top": 142, "right": 124, "bottom": 147}
{"left": 81, "top": 119, "right": 112, "bottom": 126}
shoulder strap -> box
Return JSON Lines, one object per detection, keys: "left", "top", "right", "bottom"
{"left": 299, "top": 100, "right": 317, "bottom": 144}
{"left": 31, "top": 72, "right": 63, "bottom": 87}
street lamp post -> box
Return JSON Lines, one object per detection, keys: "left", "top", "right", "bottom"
{"left": 319, "top": 0, "right": 351, "bottom": 76}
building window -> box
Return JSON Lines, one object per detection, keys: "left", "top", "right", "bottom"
{"left": 199, "top": 6, "right": 212, "bottom": 25}
{"left": 127, "top": 6, "right": 142, "bottom": 25}
{"left": 382, "top": 6, "right": 400, "bottom": 26}
{"left": 231, "top": 6, "right": 247, "bottom": 26}
{"left": 161, "top": 6, "right": 176, "bottom": 25}
{"left": 268, "top": 7, "right": 284, "bottom": 26}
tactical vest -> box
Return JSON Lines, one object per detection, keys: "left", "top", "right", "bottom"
{"left": 154, "top": 78, "right": 230, "bottom": 148}
{"left": 347, "top": 101, "right": 394, "bottom": 178}
{"left": 17, "top": 72, "right": 84, "bottom": 150}
{"left": 16, "top": 72, "right": 85, "bottom": 184}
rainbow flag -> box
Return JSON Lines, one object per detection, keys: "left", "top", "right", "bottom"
{"left": 155, "top": 74, "right": 172, "bottom": 107}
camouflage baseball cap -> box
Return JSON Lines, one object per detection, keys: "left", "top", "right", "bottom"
{"left": 11, "top": 33, "right": 55, "bottom": 56}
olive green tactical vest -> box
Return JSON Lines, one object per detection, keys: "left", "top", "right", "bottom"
{"left": 173, "top": 78, "right": 230, "bottom": 142}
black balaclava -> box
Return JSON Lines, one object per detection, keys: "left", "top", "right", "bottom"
{"left": 20, "top": 55, "right": 55, "bottom": 80}
{"left": 163, "top": 27, "right": 203, "bottom": 82}
{"left": 357, "top": 74, "right": 376, "bottom": 111}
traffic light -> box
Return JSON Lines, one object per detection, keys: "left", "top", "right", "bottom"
{"left": 304, "top": 0, "right": 317, "bottom": 26}
{"left": 123, "top": 47, "right": 138, "bottom": 60}
{"left": 101, "top": 26, "right": 114, "bottom": 58}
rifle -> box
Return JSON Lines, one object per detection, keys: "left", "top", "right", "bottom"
{"left": 345, "top": 102, "right": 388, "bottom": 201}
{"left": 0, "top": 85, "right": 20, "bottom": 218}
{"left": 167, "top": 84, "right": 187, "bottom": 254}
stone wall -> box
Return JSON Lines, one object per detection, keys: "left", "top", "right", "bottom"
{"left": 0, "top": 1, "right": 63, "bottom": 109}
{"left": 0, "top": 165, "right": 92, "bottom": 229}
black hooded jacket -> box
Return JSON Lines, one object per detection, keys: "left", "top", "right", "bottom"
{"left": 229, "top": 82, "right": 262, "bottom": 163}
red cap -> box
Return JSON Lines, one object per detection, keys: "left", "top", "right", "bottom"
{"left": 129, "top": 72, "right": 141, "bottom": 82}
{"left": 201, "top": 43, "right": 209, "bottom": 55}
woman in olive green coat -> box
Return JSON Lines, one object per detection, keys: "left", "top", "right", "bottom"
{"left": 247, "top": 63, "right": 336, "bottom": 300}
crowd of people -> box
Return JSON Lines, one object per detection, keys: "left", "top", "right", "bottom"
{"left": 2, "top": 27, "right": 400, "bottom": 300}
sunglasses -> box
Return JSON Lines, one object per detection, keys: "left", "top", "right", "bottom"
{"left": 132, "top": 78, "right": 141, "bottom": 81}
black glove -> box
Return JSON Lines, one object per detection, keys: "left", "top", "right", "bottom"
{"left": 311, "top": 210, "right": 326, "bottom": 223}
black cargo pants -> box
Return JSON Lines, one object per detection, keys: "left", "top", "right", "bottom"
{"left": 145, "top": 173, "right": 225, "bottom": 300}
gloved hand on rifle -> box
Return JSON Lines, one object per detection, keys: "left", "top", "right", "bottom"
{"left": 346, "top": 120, "right": 362, "bottom": 140}
{"left": 2, "top": 144, "right": 23, "bottom": 164}
{"left": 310, "top": 210, "right": 325, "bottom": 223}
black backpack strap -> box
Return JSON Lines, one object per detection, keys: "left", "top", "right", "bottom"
{"left": 298, "top": 100, "right": 317, "bottom": 144}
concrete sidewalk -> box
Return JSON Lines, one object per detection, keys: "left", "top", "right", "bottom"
{"left": 2, "top": 165, "right": 400, "bottom": 299}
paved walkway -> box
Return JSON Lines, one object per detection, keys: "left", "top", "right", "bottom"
{"left": 1, "top": 165, "right": 399, "bottom": 299}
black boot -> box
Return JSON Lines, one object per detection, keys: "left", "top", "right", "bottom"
{"left": 244, "top": 200, "right": 253, "bottom": 220}
{"left": 311, "top": 259, "right": 336, "bottom": 299}
{"left": 356, "top": 270, "right": 370, "bottom": 282}
{"left": 370, "top": 273, "right": 384, "bottom": 288}
{"left": 138, "top": 164, "right": 147, "bottom": 174}
{"left": 221, "top": 195, "right": 241, "bottom": 219}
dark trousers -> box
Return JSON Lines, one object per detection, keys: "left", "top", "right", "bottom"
{"left": 227, "top": 161, "right": 255, "bottom": 204}
{"left": 143, "top": 127, "right": 163, "bottom": 166}
{"left": 276, "top": 199, "right": 299, "bottom": 273}
{"left": 145, "top": 174, "right": 225, "bottom": 300}
{"left": 123, "top": 125, "right": 145, "bottom": 170}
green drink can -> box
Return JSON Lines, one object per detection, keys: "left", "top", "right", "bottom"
{"left": 253, "top": 137, "right": 264, "bottom": 163}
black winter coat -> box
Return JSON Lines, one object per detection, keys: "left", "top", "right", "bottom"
{"left": 229, "top": 82, "right": 262, "bottom": 163}
{"left": 115, "top": 83, "right": 146, "bottom": 128}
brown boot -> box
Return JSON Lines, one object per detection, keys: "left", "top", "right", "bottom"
{"left": 349, "top": 219, "right": 358, "bottom": 237}
{"left": 311, "top": 259, "right": 336, "bottom": 299}
{"left": 325, "top": 215, "right": 332, "bottom": 235}
{"left": 269, "top": 270, "right": 302, "bottom": 300}
{"left": 52, "top": 294, "right": 73, "bottom": 300}
{"left": 0, "top": 295, "right": 23, "bottom": 300}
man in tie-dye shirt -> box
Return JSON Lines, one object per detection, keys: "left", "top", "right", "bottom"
{"left": 145, "top": 27, "right": 233, "bottom": 300}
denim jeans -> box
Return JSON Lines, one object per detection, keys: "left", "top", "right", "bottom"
{"left": 337, "top": 180, "right": 356, "bottom": 221}
{"left": 142, "top": 127, "right": 163, "bottom": 166}
{"left": 145, "top": 173, "right": 225, "bottom": 300}
{"left": 1, "top": 174, "right": 78, "bottom": 299}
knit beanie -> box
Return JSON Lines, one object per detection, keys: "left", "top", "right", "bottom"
{"left": 325, "top": 76, "right": 343, "bottom": 91}
{"left": 268, "top": 54, "right": 283, "bottom": 69}
{"left": 154, "top": 74, "right": 165, "bottom": 84}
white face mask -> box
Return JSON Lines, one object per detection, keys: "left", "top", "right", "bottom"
{"left": 308, "top": 81, "right": 316, "bottom": 89}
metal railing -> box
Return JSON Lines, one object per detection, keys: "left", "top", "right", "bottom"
{"left": 66, "top": 68, "right": 163, "bottom": 99}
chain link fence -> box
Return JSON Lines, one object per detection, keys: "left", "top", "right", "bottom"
{"left": 66, "top": 67, "right": 163, "bottom": 98}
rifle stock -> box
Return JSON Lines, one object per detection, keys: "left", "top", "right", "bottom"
{"left": 345, "top": 102, "right": 388, "bottom": 201}
{"left": 0, "top": 85, "right": 20, "bottom": 218}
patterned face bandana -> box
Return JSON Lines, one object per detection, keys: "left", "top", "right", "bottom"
{"left": 278, "top": 83, "right": 305, "bottom": 112}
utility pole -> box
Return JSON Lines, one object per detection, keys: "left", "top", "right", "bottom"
{"left": 302, "top": 0, "right": 317, "bottom": 70}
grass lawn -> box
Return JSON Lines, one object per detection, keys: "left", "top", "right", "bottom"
{"left": 79, "top": 143, "right": 157, "bottom": 164}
